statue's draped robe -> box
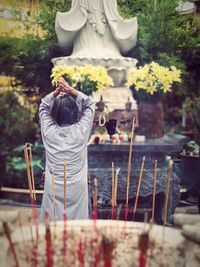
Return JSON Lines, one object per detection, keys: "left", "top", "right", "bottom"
{"left": 55, "top": 0, "right": 138, "bottom": 57}
{"left": 39, "top": 92, "right": 95, "bottom": 221}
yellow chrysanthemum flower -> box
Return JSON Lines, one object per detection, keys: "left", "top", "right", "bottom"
{"left": 127, "top": 62, "right": 181, "bottom": 96}
{"left": 51, "top": 64, "right": 113, "bottom": 95}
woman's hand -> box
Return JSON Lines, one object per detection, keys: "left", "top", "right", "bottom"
{"left": 58, "top": 77, "right": 79, "bottom": 96}
{"left": 53, "top": 86, "right": 62, "bottom": 97}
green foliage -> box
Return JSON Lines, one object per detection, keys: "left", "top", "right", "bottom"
{"left": 0, "top": 36, "right": 19, "bottom": 76}
{"left": 0, "top": 91, "right": 37, "bottom": 158}
{"left": 118, "top": 0, "right": 147, "bottom": 17}
{"left": 37, "top": 0, "right": 71, "bottom": 40}
{"left": 0, "top": 1, "right": 71, "bottom": 97}
{"left": 5, "top": 143, "right": 45, "bottom": 188}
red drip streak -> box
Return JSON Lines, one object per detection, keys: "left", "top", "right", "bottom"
{"left": 30, "top": 196, "right": 39, "bottom": 267}
{"left": 45, "top": 211, "right": 53, "bottom": 267}
{"left": 93, "top": 205, "right": 97, "bottom": 220}
{"left": 111, "top": 206, "right": 115, "bottom": 220}
{"left": 46, "top": 228, "right": 53, "bottom": 267}
{"left": 139, "top": 251, "right": 147, "bottom": 267}
{"left": 3, "top": 222, "right": 20, "bottom": 267}
{"left": 94, "top": 240, "right": 101, "bottom": 267}
{"left": 93, "top": 205, "right": 98, "bottom": 234}
{"left": 90, "top": 238, "right": 94, "bottom": 267}
{"left": 32, "top": 244, "right": 38, "bottom": 267}
{"left": 104, "top": 260, "right": 112, "bottom": 267}
{"left": 125, "top": 205, "right": 129, "bottom": 221}
{"left": 63, "top": 212, "right": 67, "bottom": 266}
{"left": 78, "top": 240, "right": 84, "bottom": 267}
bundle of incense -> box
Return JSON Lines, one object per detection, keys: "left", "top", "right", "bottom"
{"left": 93, "top": 178, "right": 98, "bottom": 221}
{"left": 163, "top": 160, "right": 173, "bottom": 226}
{"left": 63, "top": 160, "right": 67, "bottom": 211}
{"left": 45, "top": 211, "right": 53, "bottom": 267}
{"left": 125, "top": 116, "right": 135, "bottom": 220}
{"left": 24, "top": 143, "right": 37, "bottom": 223}
{"left": 24, "top": 143, "right": 36, "bottom": 200}
{"left": 3, "top": 222, "right": 20, "bottom": 267}
{"left": 133, "top": 156, "right": 145, "bottom": 221}
{"left": 151, "top": 160, "right": 158, "bottom": 223}
{"left": 111, "top": 162, "right": 115, "bottom": 219}
{"left": 112, "top": 168, "right": 120, "bottom": 220}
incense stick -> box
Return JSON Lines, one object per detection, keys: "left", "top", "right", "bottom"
{"left": 111, "top": 162, "right": 115, "bottom": 219}
{"left": 163, "top": 160, "right": 173, "bottom": 226}
{"left": 151, "top": 160, "right": 157, "bottom": 223}
{"left": 111, "top": 168, "right": 120, "bottom": 220}
{"left": 114, "top": 168, "right": 120, "bottom": 207}
{"left": 63, "top": 160, "right": 67, "bottom": 211}
{"left": 28, "top": 145, "right": 36, "bottom": 201}
{"left": 24, "top": 144, "right": 33, "bottom": 200}
{"left": 111, "top": 162, "right": 115, "bottom": 208}
{"left": 51, "top": 168, "right": 57, "bottom": 221}
{"left": 126, "top": 116, "right": 135, "bottom": 206}
{"left": 93, "top": 178, "right": 98, "bottom": 220}
{"left": 133, "top": 156, "right": 145, "bottom": 221}
{"left": 3, "top": 222, "right": 20, "bottom": 267}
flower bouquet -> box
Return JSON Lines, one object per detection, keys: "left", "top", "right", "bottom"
{"left": 127, "top": 62, "right": 181, "bottom": 103}
{"left": 51, "top": 64, "right": 113, "bottom": 95}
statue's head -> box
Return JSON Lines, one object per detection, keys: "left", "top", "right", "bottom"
{"left": 51, "top": 94, "right": 79, "bottom": 126}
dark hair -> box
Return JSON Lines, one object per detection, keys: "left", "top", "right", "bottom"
{"left": 51, "top": 94, "right": 78, "bottom": 126}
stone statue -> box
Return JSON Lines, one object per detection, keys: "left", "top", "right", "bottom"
{"left": 55, "top": 0, "right": 138, "bottom": 59}
{"left": 52, "top": 0, "right": 138, "bottom": 120}
{"left": 120, "top": 97, "right": 136, "bottom": 131}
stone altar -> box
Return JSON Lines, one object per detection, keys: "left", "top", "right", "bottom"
{"left": 88, "top": 134, "right": 189, "bottom": 223}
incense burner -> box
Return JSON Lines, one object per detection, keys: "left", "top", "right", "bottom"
{"left": 88, "top": 134, "right": 189, "bottom": 224}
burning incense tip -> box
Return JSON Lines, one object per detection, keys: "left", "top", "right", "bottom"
{"left": 116, "top": 167, "right": 120, "bottom": 176}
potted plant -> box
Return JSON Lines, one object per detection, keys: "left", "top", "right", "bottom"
{"left": 127, "top": 62, "right": 181, "bottom": 138}
{"left": 51, "top": 64, "right": 113, "bottom": 96}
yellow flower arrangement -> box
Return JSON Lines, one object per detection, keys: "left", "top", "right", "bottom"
{"left": 127, "top": 62, "right": 181, "bottom": 102}
{"left": 51, "top": 64, "right": 113, "bottom": 95}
